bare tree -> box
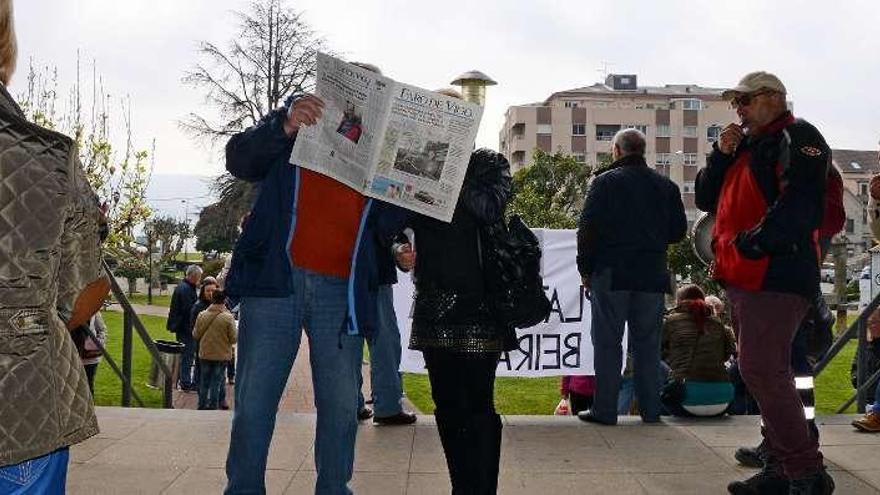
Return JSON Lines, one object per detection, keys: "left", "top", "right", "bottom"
{"left": 184, "top": 0, "right": 327, "bottom": 253}
{"left": 181, "top": 0, "right": 326, "bottom": 143}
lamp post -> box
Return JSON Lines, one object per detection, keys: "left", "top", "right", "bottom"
{"left": 181, "top": 199, "right": 189, "bottom": 263}
{"left": 144, "top": 221, "right": 154, "bottom": 305}
{"left": 450, "top": 70, "right": 497, "bottom": 106}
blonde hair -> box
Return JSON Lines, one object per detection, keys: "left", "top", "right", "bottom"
{"left": 0, "top": 0, "right": 16, "bottom": 85}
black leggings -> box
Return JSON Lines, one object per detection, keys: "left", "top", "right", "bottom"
{"left": 423, "top": 348, "right": 502, "bottom": 494}
{"left": 423, "top": 349, "right": 500, "bottom": 415}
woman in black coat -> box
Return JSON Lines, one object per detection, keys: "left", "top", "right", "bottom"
{"left": 408, "top": 147, "right": 515, "bottom": 494}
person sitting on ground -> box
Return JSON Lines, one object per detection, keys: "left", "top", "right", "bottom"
{"left": 557, "top": 375, "right": 596, "bottom": 415}
{"left": 661, "top": 285, "right": 736, "bottom": 417}
{"left": 193, "top": 289, "right": 237, "bottom": 410}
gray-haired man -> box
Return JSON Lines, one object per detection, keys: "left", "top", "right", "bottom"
{"left": 576, "top": 128, "right": 687, "bottom": 425}
{"left": 167, "top": 264, "right": 203, "bottom": 391}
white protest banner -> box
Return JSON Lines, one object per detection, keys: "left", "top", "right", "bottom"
{"left": 395, "top": 228, "right": 598, "bottom": 377}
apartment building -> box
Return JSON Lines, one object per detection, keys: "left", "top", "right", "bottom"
{"left": 833, "top": 149, "right": 879, "bottom": 256}
{"left": 499, "top": 74, "right": 739, "bottom": 222}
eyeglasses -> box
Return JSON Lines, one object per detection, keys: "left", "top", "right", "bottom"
{"left": 730, "top": 90, "right": 774, "bottom": 108}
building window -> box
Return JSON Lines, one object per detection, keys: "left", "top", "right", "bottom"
{"left": 681, "top": 99, "right": 703, "bottom": 110}
{"left": 572, "top": 124, "right": 586, "bottom": 136}
{"left": 656, "top": 153, "right": 672, "bottom": 165}
{"left": 707, "top": 125, "right": 721, "bottom": 142}
{"left": 512, "top": 122, "right": 525, "bottom": 138}
{"left": 564, "top": 101, "right": 579, "bottom": 108}
{"left": 597, "top": 152, "right": 612, "bottom": 165}
{"left": 656, "top": 125, "right": 671, "bottom": 137}
{"left": 625, "top": 124, "right": 648, "bottom": 134}
{"left": 573, "top": 153, "right": 586, "bottom": 163}
{"left": 684, "top": 153, "right": 698, "bottom": 166}
{"left": 860, "top": 182, "right": 869, "bottom": 196}
{"left": 682, "top": 126, "right": 698, "bottom": 138}
{"left": 596, "top": 124, "right": 620, "bottom": 141}
{"left": 512, "top": 150, "right": 526, "bottom": 164}
{"left": 846, "top": 219, "right": 855, "bottom": 233}
{"left": 537, "top": 124, "right": 552, "bottom": 135}
{"left": 682, "top": 181, "right": 696, "bottom": 193}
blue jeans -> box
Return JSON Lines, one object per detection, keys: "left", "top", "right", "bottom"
{"left": 357, "top": 285, "right": 404, "bottom": 417}
{"left": 177, "top": 330, "right": 196, "bottom": 389}
{"left": 199, "top": 359, "right": 227, "bottom": 410}
{"left": 589, "top": 268, "right": 665, "bottom": 423}
{"left": 618, "top": 361, "right": 669, "bottom": 414}
{"left": 225, "top": 267, "right": 363, "bottom": 495}
{"left": 0, "top": 448, "right": 69, "bottom": 494}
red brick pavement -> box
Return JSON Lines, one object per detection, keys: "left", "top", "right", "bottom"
{"left": 173, "top": 331, "right": 376, "bottom": 413}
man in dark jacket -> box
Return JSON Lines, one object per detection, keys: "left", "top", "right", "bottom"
{"left": 695, "top": 71, "right": 834, "bottom": 495}
{"left": 166, "top": 264, "right": 201, "bottom": 391}
{"left": 576, "top": 128, "right": 687, "bottom": 426}
{"left": 221, "top": 89, "right": 408, "bottom": 494}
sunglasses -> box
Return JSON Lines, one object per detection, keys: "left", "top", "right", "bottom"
{"left": 730, "top": 90, "right": 775, "bottom": 108}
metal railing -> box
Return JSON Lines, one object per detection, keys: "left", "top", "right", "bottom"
{"left": 88, "top": 260, "right": 175, "bottom": 408}
{"left": 814, "top": 290, "right": 880, "bottom": 414}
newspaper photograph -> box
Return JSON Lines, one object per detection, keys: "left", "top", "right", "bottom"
{"left": 290, "top": 53, "right": 483, "bottom": 222}
{"left": 290, "top": 53, "right": 393, "bottom": 192}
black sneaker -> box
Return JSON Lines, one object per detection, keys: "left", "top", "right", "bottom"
{"left": 735, "top": 439, "right": 769, "bottom": 469}
{"left": 373, "top": 411, "right": 417, "bottom": 426}
{"left": 728, "top": 464, "right": 789, "bottom": 495}
{"left": 357, "top": 407, "right": 373, "bottom": 421}
{"left": 789, "top": 469, "right": 834, "bottom": 495}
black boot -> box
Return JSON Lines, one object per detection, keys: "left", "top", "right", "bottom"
{"left": 789, "top": 468, "right": 834, "bottom": 495}
{"left": 728, "top": 459, "right": 789, "bottom": 495}
{"left": 466, "top": 413, "right": 503, "bottom": 494}
{"left": 735, "top": 438, "right": 769, "bottom": 469}
{"left": 435, "top": 410, "right": 470, "bottom": 493}
{"left": 735, "top": 426, "right": 769, "bottom": 469}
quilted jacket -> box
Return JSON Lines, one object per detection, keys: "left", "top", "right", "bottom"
{"left": 0, "top": 84, "right": 101, "bottom": 466}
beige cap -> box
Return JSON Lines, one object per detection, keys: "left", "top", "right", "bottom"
{"left": 721, "top": 71, "right": 787, "bottom": 100}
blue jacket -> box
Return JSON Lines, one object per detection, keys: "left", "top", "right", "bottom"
{"left": 223, "top": 99, "right": 408, "bottom": 336}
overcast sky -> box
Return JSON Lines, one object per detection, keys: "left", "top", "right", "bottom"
{"left": 11, "top": 0, "right": 880, "bottom": 178}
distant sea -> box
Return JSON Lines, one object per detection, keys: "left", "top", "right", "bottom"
{"left": 145, "top": 173, "right": 219, "bottom": 221}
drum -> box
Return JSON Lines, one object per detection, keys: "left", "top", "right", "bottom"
{"left": 691, "top": 212, "right": 715, "bottom": 266}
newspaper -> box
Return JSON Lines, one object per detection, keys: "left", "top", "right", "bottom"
{"left": 290, "top": 52, "right": 483, "bottom": 222}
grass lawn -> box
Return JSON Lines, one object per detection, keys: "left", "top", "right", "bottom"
{"left": 92, "top": 311, "right": 173, "bottom": 408}
{"left": 125, "top": 293, "right": 172, "bottom": 307}
{"left": 404, "top": 342, "right": 861, "bottom": 416}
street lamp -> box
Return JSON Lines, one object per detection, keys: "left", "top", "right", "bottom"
{"left": 181, "top": 199, "right": 189, "bottom": 262}
{"left": 144, "top": 221, "right": 155, "bottom": 305}
{"left": 450, "top": 70, "right": 497, "bottom": 106}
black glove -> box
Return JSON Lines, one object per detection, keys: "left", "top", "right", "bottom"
{"left": 734, "top": 231, "right": 766, "bottom": 260}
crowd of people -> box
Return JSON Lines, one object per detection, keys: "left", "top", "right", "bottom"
{"left": 1, "top": 0, "right": 879, "bottom": 489}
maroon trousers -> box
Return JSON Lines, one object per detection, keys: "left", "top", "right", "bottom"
{"left": 727, "top": 287, "right": 823, "bottom": 479}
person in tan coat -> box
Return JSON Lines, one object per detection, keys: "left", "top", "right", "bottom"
{"left": 193, "top": 289, "right": 237, "bottom": 410}
{"left": 0, "top": 0, "right": 107, "bottom": 491}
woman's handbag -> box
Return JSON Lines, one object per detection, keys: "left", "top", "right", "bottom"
{"left": 480, "top": 215, "right": 551, "bottom": 329}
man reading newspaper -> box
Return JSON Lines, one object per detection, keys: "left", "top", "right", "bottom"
{"left": 221, "top": 88, "right": 410, "bottom": 494}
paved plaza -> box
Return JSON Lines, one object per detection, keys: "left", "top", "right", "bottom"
{"left": 67, "top": 408, "right": 880, "bottom": 494}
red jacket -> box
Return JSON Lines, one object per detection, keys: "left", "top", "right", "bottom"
{"left": 695, "top": 113, "right": 830, "bottom": 299}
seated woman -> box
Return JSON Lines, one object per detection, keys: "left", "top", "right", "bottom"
{"left": 662, "top": 285, "right": 736, "bottom": 417}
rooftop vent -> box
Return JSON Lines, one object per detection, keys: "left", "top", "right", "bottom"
{"left": 605, "top": 74, "right": 637, "bottom": 91}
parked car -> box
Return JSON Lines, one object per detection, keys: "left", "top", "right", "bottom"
{"left": 820, "top": 263, "right": 835, "bottom": 283}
